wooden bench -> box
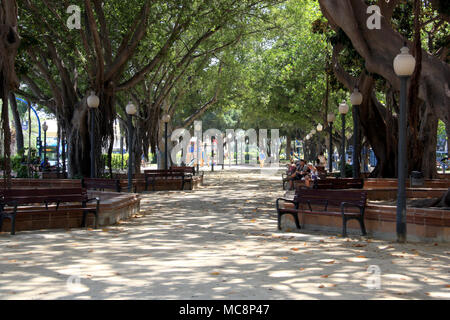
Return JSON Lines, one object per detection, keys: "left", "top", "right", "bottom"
{"left": 143, "top": 170, "right": 192, "bottom": 191}
{"left": 295, "top": 178, "right": 364, "bottom": 190}
{"left": 316, "top": 166, "right": 327, "bottom": 179}
{"left": 276, "top": 189, "right": 368, "bottom": 237}
{"left": 170, "top": 166, "right": 203, "bottom": 178}
{"left": 82, "top": 178, "right": 122, "bottom": 192}
{"left": 0, "top": 188, "right": 100, "bottom": 235}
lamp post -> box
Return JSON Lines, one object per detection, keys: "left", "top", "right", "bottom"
{"left": 235, "top": 136, "right": 238, "bottom": 165}
{"left": 87, "top": 91, "right": 100, "bottom": 178}
{"left": 317, "top": 123, "right": 323, "bottom": 159}
{"left": 317, "top": 123, "right": 323, "bottom": 132}
{"left": 339, "top": 101, "right": 349, "bottom": 178}
{"left": 327, "top": 113, "right": 336, "bottom": 173}
{"left": 42, "top": 121, "right": 48, "bottom": 165}
{"left": 227, "top": 133, "right": 233, "bottom": 168}
{"left": 350, "top": 87, "right": 363, "bottom": 178}
{"left": 211, "top": 136, "right": 215, "bottom": 172}
{"left": 305, "top": 134, "right": 310, "bottom": 162}
{"left": 393, "top": 44, "right": 416, "bottom": 243}
{"left": 126, "top": 101, "right": 137, "bottom": 192}
{"left": 162, "top": 113, "right": 171, "bottom": 171}
{"left": 195, "top": 123, "right": 202, "bottom": 174}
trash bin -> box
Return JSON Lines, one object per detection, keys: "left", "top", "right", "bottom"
{"left": 410, "top": 171, "right": 424, "bottom": 187}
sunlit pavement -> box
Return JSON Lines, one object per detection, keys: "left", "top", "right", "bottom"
{"left": 0, "top": 170, "right": 449, "bottom": 300}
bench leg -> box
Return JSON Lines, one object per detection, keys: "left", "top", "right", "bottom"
{"left": 277, "top": 213, "right": 282, "bottom": 230}
{"left": 81, "top": 212, "right": 98, "bottom": 229}
{"left": 292, "top": 213, "right": 301, "bottom": 230}
{"left": 81, "top": 212, "right": 87, "bottom": 228}
{"left": 342, "top": 217, "right": 348, "bottom": 237}
{"left": 278, "top": 212, "right": 301, "bottom": 230}
{"left": 94, "top": 212, "right": 98, "bottom": 229}
{"left": 10, "top": 216, "right": 16, "bottom": 235}
{"left": 358, "top": 218, "right": 367, "bottom": 236}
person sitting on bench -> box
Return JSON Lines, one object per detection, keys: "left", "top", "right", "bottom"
{"left": 287, "top": 159, "right": 310, "bottom": 190}
{"left": 40, "top": 157, "right": 51, "bottom": 172}
{"left": 304, "top": 163, "right": 319, "bottom": 185}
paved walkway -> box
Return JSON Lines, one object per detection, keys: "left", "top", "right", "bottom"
{"left": 0, "top": 170, "right": 449, "bottom": 299}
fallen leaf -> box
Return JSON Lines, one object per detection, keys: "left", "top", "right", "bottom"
{"left": 356, "top": 255, "right": 366, "bottom": 258}
{"left": 325, "top": 260, "right": 335, "bottom": 264}
{"left": 280, "top": 257, "right": 288, "bottom": 260}
{"left": 299, "top": 268, "right": 305, "bottom": 271}
{"left": 291, "top": 248, "right": 299, "bottom": 251}
{"left": 320, "top": 275, "right": 329, "bottom": 278}
{"left": 210, "top": 272, "right": 220, "bottom": 275}
{"left": 353, "top": 244, "right": 366, "bottom": 247}
{"left": 445, "top": 285, "right": 450, "bottom": 288}
{"left": 318, "top": 285, "right": 325, "bottom": 288}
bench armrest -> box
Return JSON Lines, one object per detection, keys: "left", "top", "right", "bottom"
{"left": 340, "top": 202, "right": 365, "bottom": 216}
{"left": 84, "top": 197, "right": 101, "bottom": 213}
{"left": 276, "top": 198, "right": 298, "bottom": 211}
{"left": 1, "top": 201, "right": 18, "bottom": 214}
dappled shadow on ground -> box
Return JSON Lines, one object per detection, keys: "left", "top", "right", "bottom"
{"left": 0, "top": 170, "right": 449, "bottom": 300}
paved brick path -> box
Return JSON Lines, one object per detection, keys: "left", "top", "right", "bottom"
{"left": 0, "top": 170, "right": 449, "bottom": 299}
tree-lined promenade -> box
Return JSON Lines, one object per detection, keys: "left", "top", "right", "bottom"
{"left": 0, "top": 171, "right": 449, "bottom": 300}
{"left": 1, "top": 0, "right": 448, "bottom": 181}
{"left": 0, "top": 0, "right": 449, "bottom": 303}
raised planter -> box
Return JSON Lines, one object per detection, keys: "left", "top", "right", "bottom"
{"left": 0, "top": 191, "right": 141, "bottom": 233}
{"left": 280, "top": 202, "right": 450, "bottom": 242}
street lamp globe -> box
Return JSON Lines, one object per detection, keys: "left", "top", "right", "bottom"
{"left": 162, "top": 114, "right": 171, "bottom": 123}
{"left": 311, "top": 129, "right": 316, "bottom": 135}
{"left": 126, "top": 101, "right": 137, "bottom": 115}
{"left": 87, "top": 91, "right": 100, "bottom": 109}
{"left": 393, "top": 45, "right": 416, "bottom": 77}
{"left": 306, "top": 134, "right": 310, "bottom": 140}
{"left": 195, "top": 123, "right": 202, "bottom": 131}
{"left": 327, "top": 113, "right": 336, "bottom": 123}
{"left": 42, "top": 121, "right": 48, "bottom": 132}
{"left": 339, "top": 101, "right": 349, "bottom": 115}
{"left": 317, "top": 123, "right": 323, "bottom": 132}
{"left": 350, "top": 87, "right": 363, "bottom": 105}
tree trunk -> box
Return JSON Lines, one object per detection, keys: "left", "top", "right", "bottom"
{"left": 286, "top": 135, "right": 292, "bottom": 161}
{"left": 319, "top": 0, "right": 450, "bottom": 178}
{"left": 9, "top": 92, "right": 23, "bottom": 154}
{"left": 0, "top": 1, "right": 19, "bottom": 183}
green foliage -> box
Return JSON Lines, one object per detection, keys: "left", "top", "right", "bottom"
{"left": 333, "top": 163, "right": 353, "bottom": 178}
{"left": 101, "top": 154, "right": 129, "bottom": 171}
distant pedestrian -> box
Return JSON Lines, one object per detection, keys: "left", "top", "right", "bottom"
{"left": 259, "top": 150, "right": 266, "bottom": 168}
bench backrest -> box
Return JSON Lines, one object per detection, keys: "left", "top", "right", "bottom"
{"left": 82, "top": 178, "right": 121, "bottom": 192}
{"left": 144, "top": 169, "right": 173, "bottom": 175}
{"left": 170, "top": 166, "right": 195, "bottom": 174}
{"left": 0, "top": 188, "right": 88, "bottom": 205}
{"left": 294, "top": 189, "right": 367, "bottom": 207}
{"left": 312, "top": 178, "right": 364, "bottom": 189}
{"left": 144, "top": 171, "right": 186, "bottom": 178}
